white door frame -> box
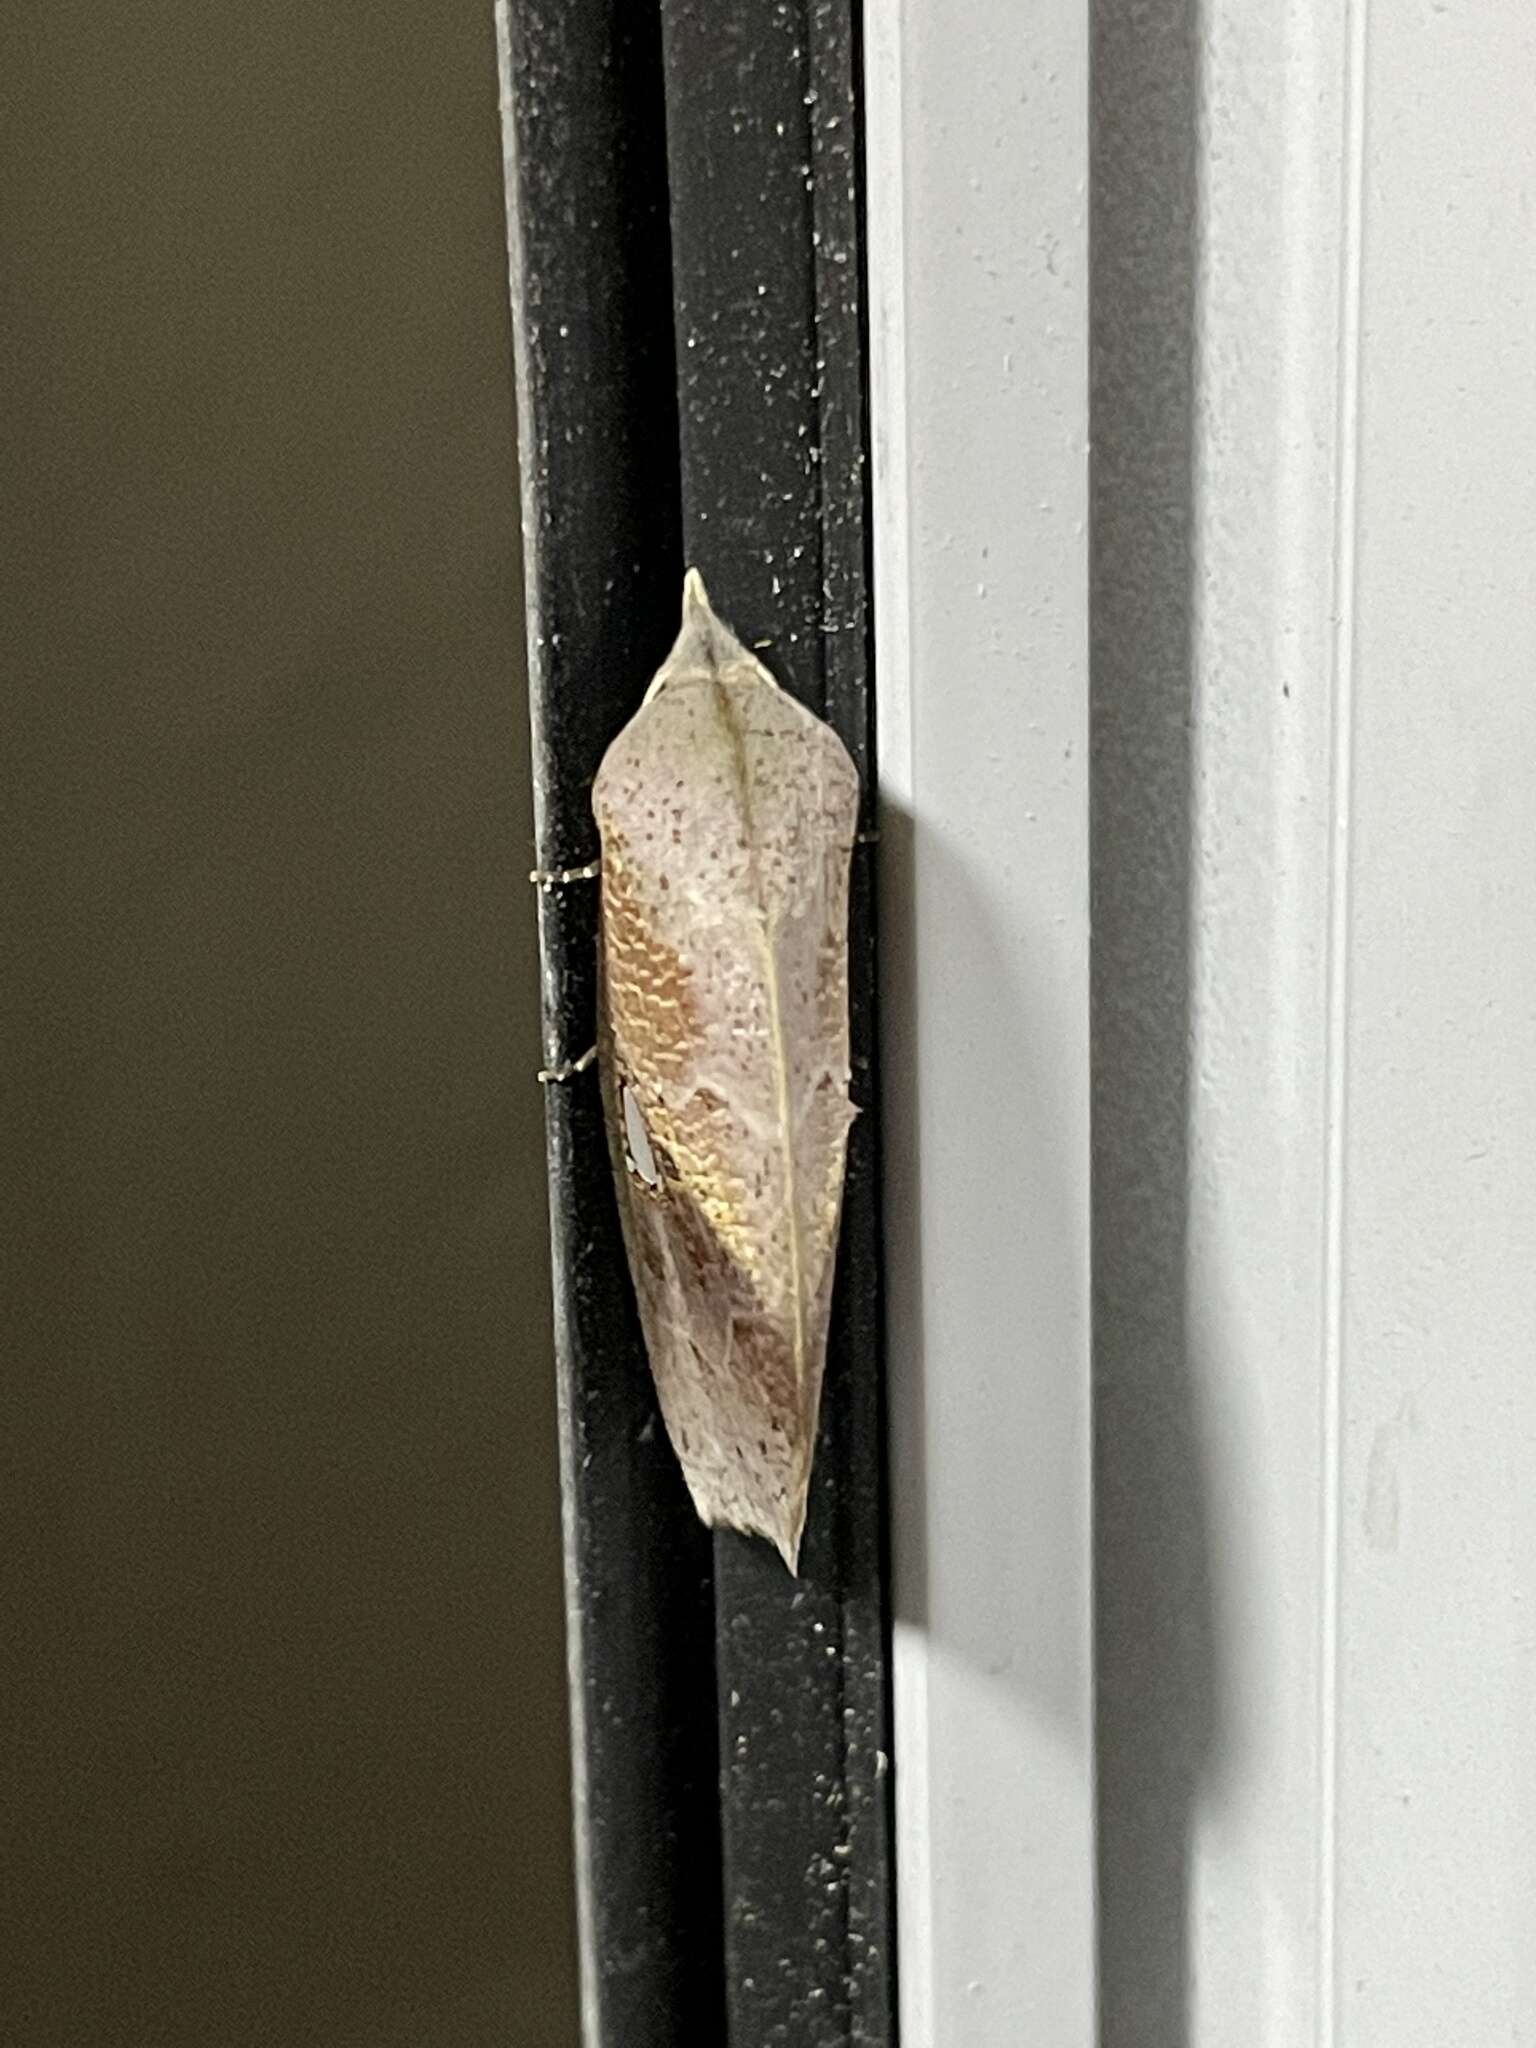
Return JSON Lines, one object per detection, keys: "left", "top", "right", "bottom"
{"left": 865, "top": 2, "right": 1096, "bottom": 2039}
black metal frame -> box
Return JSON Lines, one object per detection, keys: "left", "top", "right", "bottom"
{"left": 499, "top": 3, "right": 894, "bottom": 2039}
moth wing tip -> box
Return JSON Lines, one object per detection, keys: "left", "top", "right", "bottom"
{"left": 751, "top": 1512, "right": 802, "bottom": 1575}
{"left": 698, "top": 1497, "right": 806, "bottom": 1575}
{"left": 772, "top": 1489, "right": 810, "bottom": 1575}
{"left": 656, "top": 566, "right": 736, "bottom": 692}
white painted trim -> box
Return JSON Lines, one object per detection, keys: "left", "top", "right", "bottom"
{"left": 865, "top": 2, "right": 1095, "bottom": 2039}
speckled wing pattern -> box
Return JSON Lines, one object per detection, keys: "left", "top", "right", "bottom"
{"left": 591, "top": 571, "right": 859, "bottom": 1572}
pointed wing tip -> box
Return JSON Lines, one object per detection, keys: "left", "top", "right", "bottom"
{"left": 655, "top": 568, "right": 776, "bottom": 696}
{"left": 767, "top": 1481, "right": 811, "bottom": 1575}
{"left": 696, "top": 1492, "right": 808, "bottom": 1576}
{"left": 759, "top": 1513, "right": 805, "bottom": 1576}
{"left": 649, "top": 566, "right": 734, "bottom": 696}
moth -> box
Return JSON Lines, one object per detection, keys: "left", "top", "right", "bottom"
{"left": 591, "top": 570, "right": 859, "bottom": 1572}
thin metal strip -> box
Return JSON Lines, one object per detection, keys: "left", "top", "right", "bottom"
{"left": 656, "top": 3, "right": 896, "bottom": 2042}
{"left": 496, "top": 6, "right": 725, "bottom": 2042}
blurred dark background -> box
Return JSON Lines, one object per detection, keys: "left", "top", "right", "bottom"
{"left": 0, "top": 2, "right": 579, "bottom": 2041}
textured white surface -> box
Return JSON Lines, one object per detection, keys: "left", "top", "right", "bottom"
{"left": 876, "top": 0, "right": 1534, "bottom": 2031}
{"left": 865, "top": 0, "right": 1094, "bottom": 2040}
{"left": 1094, "top": 1, "right": 1536, "bottom": 2043}
{"left": 1337, "top": 9, "right": 1536, "bottom": 2040}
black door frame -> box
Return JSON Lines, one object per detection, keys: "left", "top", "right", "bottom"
{"left": 497, "top": 3, "right": 896, "bottom": 2041}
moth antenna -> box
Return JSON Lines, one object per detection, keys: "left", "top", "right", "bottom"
{"left": 537, "top": 1044, "right": 598, "bottom": 1085}
{"left": 529, "top": 858, "right": 601, "bottom": 889}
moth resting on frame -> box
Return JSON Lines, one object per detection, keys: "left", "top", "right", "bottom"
{"left": 590, "top": 570, "right": 859, "bottom": 1572}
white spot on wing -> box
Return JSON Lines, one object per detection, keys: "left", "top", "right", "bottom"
{"left": 622, "top": 1083, "right": 661, "bottom": 1189}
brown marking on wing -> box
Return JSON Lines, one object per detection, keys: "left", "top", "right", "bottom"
{"left": 597, "top": 828, "right": 698, "bottom": 1087}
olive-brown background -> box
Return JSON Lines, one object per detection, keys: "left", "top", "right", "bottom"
{"left": 1, "top": 3, "right": 579, "bottom": 2041}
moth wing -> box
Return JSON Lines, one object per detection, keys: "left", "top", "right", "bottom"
{"left": 592, "top": 577, "right": 859, "bottom": 1569}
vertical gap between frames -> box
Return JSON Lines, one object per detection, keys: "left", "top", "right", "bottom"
{"left": 1318, "top": 0, "right": 1370, "bottom": 2040}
